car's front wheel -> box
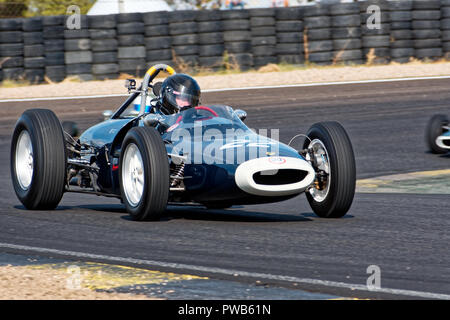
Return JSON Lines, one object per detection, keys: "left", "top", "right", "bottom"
{"left": 119, "top": 127, "right": 170, "bottom": 221}
{"left": 303, "top": 121, "right": 356, "bottom": 218}
{"left": 426, "top": 114, "right": 448, "bottom": 154}
{"left": 11, "top": 109, "right": 67, "bottom": 209}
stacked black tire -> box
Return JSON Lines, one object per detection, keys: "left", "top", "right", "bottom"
{"left": 89, "top": 14, "right": 118, "bottom": 80}
{"left": 250, "top": 8, "right": 277, "bottom": 68}
{"left": 197, "top": 10, "right": 224, "bottom": 71}
{"left": 442, "top": 0, "right": 450, "bottom": 60}
{"left": 222, "top": 10, "right": 253, "bottom": 71}
{"left": 0, "top": 18, "right": 24, "bottom": 82}
{"left": 144, "top": 11, "right": 172, "bottom": 68}
{"left": 43, "top": 16, "right": 66, "bottom": 82}
{"left": 117, "top": 13, "right": 146, "bottom": 77}
{"left": 360, "top": 0, "right": 391, "bottom": 64}
{"left": 169, "top": 11, "right": 198, "bottom": 69}
{"left": 389, "top": 0, "right": 414, "bottom": 63}
{"left": 22, "top": 18, "right": 45, "bottom": 83}
{"left": 412, "top": 0, "right": 442, "bottom": 61}
{"left": 275, "top": 7, "right": 304, "bottom": 65}
{"left": 65, "top": 16, "right": 92, "bottom": 81}
{"left": 331, "top": 2, "right": 363, "bottom": 65}
{"left": 304, "top": 4, "right": 333, "bottom": 65}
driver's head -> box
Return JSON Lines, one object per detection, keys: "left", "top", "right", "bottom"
{"left": 160, "top": 74, "right": 201, "bottom": 114}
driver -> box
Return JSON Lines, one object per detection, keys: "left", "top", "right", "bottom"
{"left": 159, "top": 74, "right": 201, "bottom": 115}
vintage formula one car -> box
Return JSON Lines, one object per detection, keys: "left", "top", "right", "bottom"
{"left": 426, "top": 114, "right": 450, "bottom": 154}
{"left": 11, "top": 64, "right": 356, "bottom": 221}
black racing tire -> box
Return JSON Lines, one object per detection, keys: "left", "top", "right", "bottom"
{"left": 24, "top": 57, "right": 45, "bottom": 69}
{"left": 413, "top": 0, "right": 440, "bottom": 10}
{"left": 144, "top": 24, "right": 169, "bottom": 37}
{"left": 196, "top": 9, "right": 222, "bottom": 21}
{"left": 333, "top": 39, "right": 361, "bottom": 51}
{"left": 304, "top": 16, "right": 331, "bottom": 29}
{"left": 202, "top": 201, "right": 233, "bottom": 210}
{"left": 118, "top": 34, "right": 144, "bottom": 46}
{"left": 249, "top": 8, "right": 275, "bottom": 18}
{"left": 88, "top": 14, "right": 116, "bottom": 29}
{"left": 117, "top": 12, "right": 142, "bottom": 24}
{"left": 330, "top": 3, "right": 359, "bottom": 15}
{"left": 117, "top": 22, "right": 145, "bottom": 35}
{"left": 198, "top": 21, "right": 222, "bottom": 33}
{"left": 221, "top": 10, "right": 249, "bottom": 20}
{"left": 172, "top": 34, "right": 198, "bottom": 46}
{"left": 276, "top": 43, "right": 303, "bottom": 55}
{"left": 389, "top": 11, "right": 412, "bottom": 22}
{"left": 64, "top": 38, "right": 91, "bottom": 51}
{"left": 250, "top": 17, "right": 275, "bottom": 28}
{"left": 303, "top": 122, "right": 356, "bottom": 218}
{"left": 412, "top": 10, "right": 440, "bottom": 20}
{"left": 198, "top": 33, "right": 224, "bottom": 45}
{"left": 362, "top": 35, "right": 390, "bottom": 48}
{"left": 304, "top": 5, "right": 329, "bottom": 18}
{"left": 23, "top": 32, "right": 43, "bottom": 45}
{"left": 414, "top": 39, "right": 441, "bottom": 49}
{"left": 0, "top": 18, "right": 22, "bottom": 31}
{"left": 307, "top": 52, "right": 333, "bottom": 63}
{"left": 251, "top": 26, "right": 275, "bottom": 37}
{"left": 441, "top": 19, "right": 450, "bottom": 30}
{"left": 172, "top": 45, "right": 198, "bottom": 56}
{"left": 43, "top": 39, "right": 64, "bottom": 52}
{"left": 391, "top": 21, "right": 412, "bottom": 30}
{"left": 331, "top": 15, "right": 361, "bottom": 28}
{"left": 144, "top": 36, "right": 172, "bottom": 50}
{"left": 1, "top": 57, "right": 23, "bottom": 68}
{"left": 223, "top": 31, "right": 251, "bottom": 42}
{"left": 277, "top": 32, "right": 303, "bottom": 43}
{"left": 169, "top": 22, "right": 197, "bottom": 35}
{"left": 332, "top": 27, "right": 361, "bottom": 39}
{"left": 91, "top": 39, "right": 118, "bottom": 52}
{"left": 391, "top": 30, "right": 412, "bottom": 40}
{"left": 306, "top": 28, "right": 331, "bottom": 41}
{"left": 225, "top": 41, "right": 251, "bottom": 54}
{"left": 119, "top": 127, "right": 169, "bottom": 221}
{"left": 275, "top": 21, "right": 303, "bottom": 32}
{"left": 222, "top": 19, "right": 250, "bottom": 31}
{"left": 251, "top": 36, "right": 276, "bottom": 46}
{"left": 143, "top": 12, "right": 168, "bottom": 25}
{"left": 11, "top": 109, "right": 67, "bottom": 210}
{"left": 415, "top": 48, "right": 442, "bottom": 59}
{"left": 390, "top": 48, "right": 414, "bottom": 58}
{"left": 42, "top": 25, "right": 64, "bottom": 39}
{"left": 277, "top": 54, "right": 304, "bottom": 65}
{"left": 412, "top": 20, "right": 440, "bottom": 30}
{"left": 199, "top": 44, "right": 224, "bottom": 57}
{"left": 306, "top": 40, "right": 332, "bottom": 53}
{"left": 92, "top": 52, "right": 117, "bottom": 64}
{"left": 61, "top": 121, "right": 79, "bottom": 138}
{"left": 146, "top": 49, "right": 172, "bottom": 61}
{"left": 0, "top": 31, "right": 23, "bottom": 43}
{"left": 389, "top": 1, "right": 412, "bottom": 11}
{"left": 24, "top": 44, "right": 44, "bottom": 57}
{"left": 252, "top": 45, "right": 275, "bottom": 57}
{"left": 275, "top": 7, "right": 302, "bottom": 20}
{"left": 426, "top": 115, "right": 449, "bottom": 154}
{"left": 90, "top": 29, "right": 116, "bottom": 39}
{"left": 390, "top": 39, "right": 414, "bottom": 49}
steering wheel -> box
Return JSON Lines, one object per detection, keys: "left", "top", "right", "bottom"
{"left": 182, "top": 106, "right": 219, "bottom": 123}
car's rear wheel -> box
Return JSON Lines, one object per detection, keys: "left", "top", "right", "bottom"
{"left": 426, "top": 114, "right": 449, "bottom": 154}
{"left": 11, "top": 109, "right": 67, "bottom": 209}
{"left": 119, "top": 127, "right": 170, "bottom": 221}
{"left": 303, "top": 121, "right": 356, "bottom": 218}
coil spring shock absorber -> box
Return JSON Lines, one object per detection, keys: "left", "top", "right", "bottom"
{"left": 170, "top": 163, "right": 185, "bottom": 187}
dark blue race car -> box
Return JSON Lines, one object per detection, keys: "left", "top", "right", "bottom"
{"left": 11, "top": 65, "right": 356, "bottom": 221}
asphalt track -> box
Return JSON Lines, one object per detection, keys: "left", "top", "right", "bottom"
{"left": 0, "top": 78, "right": 450, "bottom": 299}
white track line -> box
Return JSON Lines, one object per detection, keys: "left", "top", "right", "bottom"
{"left": 2, "top": 75, "right": 450, "bottom": 103}
{"left": 0, "top": 242, "right": 449, "bottom": 299}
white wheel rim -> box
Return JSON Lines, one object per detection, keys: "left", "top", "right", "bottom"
{"left": 15, "top": 130, "right": 34, "bottom": 190}
{"left": 122, "top": 143, "right": 145, "bottom": 207}
{"left": 307, "top": 139, "right": 331, "bottom": 203}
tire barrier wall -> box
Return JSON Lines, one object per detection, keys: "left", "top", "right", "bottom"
{"left": 1, "top": 0, "right": 449, "bottom": 84}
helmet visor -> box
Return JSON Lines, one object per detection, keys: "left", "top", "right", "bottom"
{"left": 166, "top": 85, "right": 199, "bottom": 111}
